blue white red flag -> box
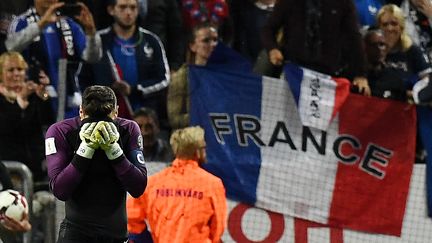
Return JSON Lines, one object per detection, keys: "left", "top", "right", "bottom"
{"left": 189, "top": 64, "right": 416, "bottom": 236}
{"left": 284, "top": 63, "right": 350, "bottom": 130}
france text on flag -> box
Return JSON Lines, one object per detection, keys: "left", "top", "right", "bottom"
{"left": 189, "top": 65, "right": 416, "bottom": 236}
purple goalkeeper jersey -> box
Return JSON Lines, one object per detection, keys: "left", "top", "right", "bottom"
{"left": 45, "top": 116, "right": 147, "bottom": 238}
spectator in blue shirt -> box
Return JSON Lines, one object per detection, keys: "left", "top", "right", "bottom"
{"left": 79, "top": 0, "right": 170, "bottom": 133}
{"left": 6, "top": 0, "right": 102, "bottom": 120}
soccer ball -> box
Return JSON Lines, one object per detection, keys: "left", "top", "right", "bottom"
{"left": 0, "top": 189, "right": 29, "bottom": 221}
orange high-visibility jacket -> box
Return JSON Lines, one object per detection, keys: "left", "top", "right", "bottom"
{"left": 127, "top": 159, "right": 227, "bottom": 243}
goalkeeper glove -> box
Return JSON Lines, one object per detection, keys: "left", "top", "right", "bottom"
{"left": 97, "top": 122, "right": 123, "bottom": 160}
{"left": 91, "top": 121, "right": 108, "bottom": 145}
{"left": 76, "top": 122, "right": 99, "bottom": 159}
{"left": 79, "top": 122, "right": 96, "bottom": 141}
{"left": 91, "top": 121, "right": 120, "bottom": 145}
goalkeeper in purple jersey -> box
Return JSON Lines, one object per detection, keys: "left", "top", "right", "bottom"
{"left": 45, "top": 85, "right": 147, "bottom": 243}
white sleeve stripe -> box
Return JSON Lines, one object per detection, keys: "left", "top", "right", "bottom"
{"left": 418, "top": 68, "right": 432, "bottom": 78}
{"left": 137, "top": 79, "right": 170, "bottom": 95}
{"left": 413, "top": 77, "right": 429, "bottom": 104}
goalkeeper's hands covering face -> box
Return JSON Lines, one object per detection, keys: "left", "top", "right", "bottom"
{"left": 76, "top": 122, "right": 99, "bottom": 159}
{"left": 91, "top": 121, "right": 123, "bottom": 160}
{"left": 92, "top": 121, "right": 119, "bottom": 145}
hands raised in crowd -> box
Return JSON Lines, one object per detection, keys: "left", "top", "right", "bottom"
{"left": 37, "top": 2, "right": 64, "bottom": 29}
{"left": 74, "top": 2, "right": 97, "bottom": 35}
{"left": 20, "top": 70, "right": 50, "bottom": 101}
{"left": 411, "top": 0, "right": 432, "bottom": 18}
{"left": 0, "top": 68, "right": 50, "bottom": 109}
{"left": 37, "top": 2, "right": 96, "bottom": 36}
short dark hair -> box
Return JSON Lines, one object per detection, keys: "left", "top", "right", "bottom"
{"left": 82, "top": 85, "right": 117, "bottom": 119}
{"left": 363, "top": 28, "right": 384, "bottom": 42}
{"left": 133, "top": 107, "right": 159, "bottom": 126}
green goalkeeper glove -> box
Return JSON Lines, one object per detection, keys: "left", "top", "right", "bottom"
{"left": 76, "top": 122, "right": 99, "bottom": 159}
{"left": 96, "top": 122, "right": 123, "bottom": 160}
{"left": 91, "top": 121, "right": 108, "bottom": 145}
{"left": 91, "top": 121, "right": 120, "bottom": 145}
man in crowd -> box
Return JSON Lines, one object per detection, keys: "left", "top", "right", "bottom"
{"left": 133, "top": 107, "right": 173, "bottom": 162}
{"left": 6, "top": 0, "right": 102, "bottom": 120}
{"left": 80, "top": 0, "right": 170, "bottom": 130}
{"left": 261, "top": 0, "right": 371, "bottom": 95}
{"left": 127, "top": 126, "right": 227, "bottom": 243}
{"left": 45, "top": 85, "right": 147, "bottom": 242}
{"left": 363, "top": 28, "right": 406, "bottom": 101}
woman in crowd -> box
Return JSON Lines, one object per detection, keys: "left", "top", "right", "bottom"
{"left": 167, "top": 22, "right": 218, "bottom": 130}
{"left": 377, "top": 4, "right": 432, "bottom": 165}
{"left": 0, "top": 52, "right": 54, "bottom": 186}
{"left": 377, "top": 4, "right": 432, "bottom": 94}
{"left": 386, "top": 0, "right": 432, "bottom": 60}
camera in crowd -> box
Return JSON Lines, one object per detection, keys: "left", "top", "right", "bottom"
{"left": 58, "top": 0, "right": 82, "bottom": 17}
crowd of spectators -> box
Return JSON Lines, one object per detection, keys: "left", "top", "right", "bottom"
{"left": 2, "top": 0, "right": 432, "bottom": 242}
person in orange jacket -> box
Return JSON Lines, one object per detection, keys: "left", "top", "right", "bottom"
{"left": 127, "top": 126, "right": 227, "bottom": 243}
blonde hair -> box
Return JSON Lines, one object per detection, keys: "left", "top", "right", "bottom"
{"left": 170, "top": 126, "right": 205, "bottom": 158}
{"left": 377, "top": 4, "right": 412, "bottom": 51}
{"left": 0, "top": 52, "right": 28, "bottom": 83}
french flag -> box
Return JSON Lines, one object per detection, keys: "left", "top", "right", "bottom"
{"left": 284, "top": 63, "right": 350, "bottom": 131}
{"left": 189, "top": 64, "right": 416, "bottom": 236}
